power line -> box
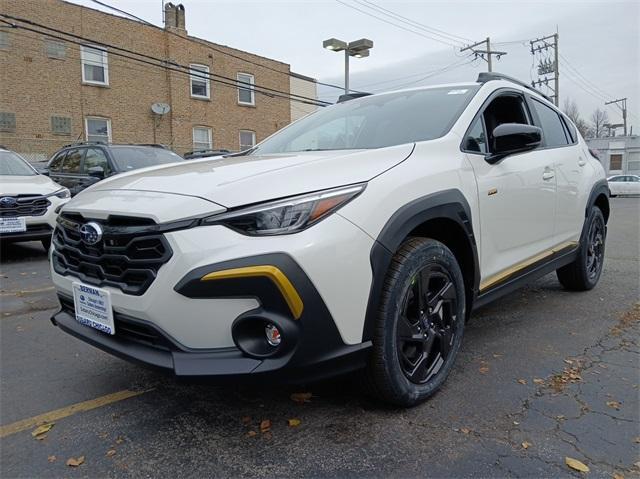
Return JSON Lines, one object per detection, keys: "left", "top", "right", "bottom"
{"left": 88, "top": 0, "right": 352, "bottom": 93}
{"left": 0, "top": 14, "right": 330, "bottom": 107}
{"left": 353, "top": 0, "right": 472, "bottom": 45}
{"left": 334, "top": 0, "right": 462, "bottom": 48}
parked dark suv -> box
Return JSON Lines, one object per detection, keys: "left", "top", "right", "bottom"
{"left": 45, "top": 143, "right": 183, "bottom": 196}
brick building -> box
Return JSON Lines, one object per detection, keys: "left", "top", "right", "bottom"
{"left": 0, "top": 0, "right": 312, "bottom": 160}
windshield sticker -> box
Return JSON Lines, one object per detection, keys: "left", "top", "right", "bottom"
{"left": 447, "top": 89, "right": 469, "bottom": 95}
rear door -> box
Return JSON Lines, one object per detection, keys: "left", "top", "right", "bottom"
{"left": 527, "top": 97, "right": 586, "bottom": 245}
{"left": 463, "top": 90, "right": 557, "bottom": 289}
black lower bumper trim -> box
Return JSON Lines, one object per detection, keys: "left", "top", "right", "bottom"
{"left": 0, "top": 224, "right": 52, "bottom": 242}
{"left": 52, "top": 310, "right": 371, "bottom": 382}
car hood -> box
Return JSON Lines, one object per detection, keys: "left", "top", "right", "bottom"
{"left": 0, "top": 174, "right": 63, "bottom": 196}
{"left": 89, "top": 144, "right": 414, "bottom": 207}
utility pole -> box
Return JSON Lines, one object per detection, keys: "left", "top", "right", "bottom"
{"left": 605, "top": 98, "right": 628, "bottom": 136}
{"left": 530, "top": 33, "right": 559, "bottom": 106}
{"left": 460, "top": 37, "right": 506, "bottom": 72}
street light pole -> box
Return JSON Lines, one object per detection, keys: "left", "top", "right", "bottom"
{"left": 323, "top": 38, "right": 373, "bottom": 95}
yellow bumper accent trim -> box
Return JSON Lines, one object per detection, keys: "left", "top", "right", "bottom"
{"left": 479, "top": 241, "right": 579, "bottom": 292}
{"left": 201, "top": 266, "right": 304, "bottom": 319}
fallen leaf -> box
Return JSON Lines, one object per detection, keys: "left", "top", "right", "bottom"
{"left": 106, "top": 449, "right": 116, "bottom": 457}
{"left": 288, "top": 418, "right": 301, "bottom": 427}
{"left": 556, "top": 415, "right": 566, "bottom": 420}
{"left": 533, "top": 378, "right": 545, "bottom": 385}
{"left": 513, "top": 421, "right": 520, "bottom": 425}
{"left": 613, "top": 473, "right": 624, "bottom": 479}
{"left": 522, "top": 441, "right": 532, "bottom": 449}
{"left": 290, "top": 392, "right": 312, "bottom": 403}
{"left": 36, "top": 434, "right": 47, "bottom": 441}
{"left": 606, "top": 400, "right": 621, "bottom": 410}
{"left": 460, "top": 427, "right": 471, "bottom": 434}
{"left": 241, "top": 416, "right": 251, "bottom": 425}
{"left": 66, "top": 456, "right": 85, "bottom": 467}
{"left": 517, "top": 379, "right": 527, "bottom": 385}
{"left": 31, "top": 423, "right": 54, "bottom": 437}
{"left": 479, "top": 366, "right": 489, "bottom": 374}
{"left": 565, "top": 457, "right": 589, "bottom": 473}
{"left": 263, "top": 431, "right": 273, "bottom": 440}
{"left": 492, "top": 354, "right": 502, "bottom": 358}
{"left": 634, "top": 461, "right": 640, "bottom": 469}
{"left": 564, "top": 359, "right": 574, "bottom": 365}
{"left": 634, "top": 437, "right": 640, "bottom": 444}
{"left": 115, "top": 436, "right": 124, "bottom": 444}
{"left": 47, "top": 455, "right": 56, "bottom": 463}
{"left": 260, "top": 419, "right": 271, "bottom": 433}
{"left": 246, "top": 430, "right": 257, "bottom": 437}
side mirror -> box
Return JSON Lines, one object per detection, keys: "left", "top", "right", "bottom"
{"left": 87, "top": 166, "right": 105, "bottom": 179}
{"left": 486, "top": 123, "right": 542, "bottom": 164}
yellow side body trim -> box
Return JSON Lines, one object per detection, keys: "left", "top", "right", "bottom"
{"left": 479, "top": 241, "right": 579, "bottom": 292}
{"left": 200, "top": 266, "right": 304, "bottom": 320}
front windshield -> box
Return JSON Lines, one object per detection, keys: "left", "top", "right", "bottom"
{"left": 109, "top": 147, "right": 183, "bottom": 171}
{"left": 252, "top": 85, "right": 479, "bottom": 154}
{"left": 0, "top": 151, "right": 37, "bottom": 176}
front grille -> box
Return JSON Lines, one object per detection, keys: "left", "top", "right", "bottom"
{"left": 0, "top": 195, "right": 50, "bottom": 217}
{"left": 58, "top": 295, "right": 178, "bottom": 351}
{"left": 52, "top": 213, "right": 173, "bottom": 295}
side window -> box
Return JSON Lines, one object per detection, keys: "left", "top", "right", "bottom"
{"left": 83, "top": 148, "right": 111, "bottom": 175}
{"left": 48, "top": 151, "right": 66, "bottom": 172}
{"left": 560, "top": 115, "right": 577, "bottom": 143}
{"left": 482, "top": 94, "right": 530, "bottom": 152}
{"left": 61, "top": 149, "right": 84, "bottom": 174}
{"left": 463, "top": 117, "right": 487, "bottom": 154}
{"left": 530, "top": 99, "right": 569, "bottom": 148}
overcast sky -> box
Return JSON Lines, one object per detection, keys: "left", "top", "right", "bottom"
{"left": 70, "top": 0, "right": 639, "bottom": 131}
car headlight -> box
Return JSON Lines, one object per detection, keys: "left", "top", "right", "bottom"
{"left": 47, "top": 188, "right": 70, "bottom": 199}
{"left": 204, "top": 183, "right": 366, "bottom": 235}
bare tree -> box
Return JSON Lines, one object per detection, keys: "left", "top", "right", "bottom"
{"left": 590, "top": 108, "right": 609, "bottom": 138}
{"left": 563, "top": 98, "right": 590, "bottom": 138}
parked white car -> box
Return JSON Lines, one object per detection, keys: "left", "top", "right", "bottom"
{"left": 0, "top": 148, "right": 70, "bottom": 250}
{"left": 608, "top": 174, "right": 640, "bottom": 196}
{"left": 49, "top": 73, "right": 609, "bottom": 406}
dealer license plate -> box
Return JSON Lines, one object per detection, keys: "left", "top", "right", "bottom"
{"left": 72, "top": 282, "right": 115, "bottom": 335}
{"left": 0, "top": 217, "right": 26, "bottom": 233}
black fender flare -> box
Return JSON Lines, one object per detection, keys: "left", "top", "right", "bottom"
{"left": 579, "top": 179, "right": 609, "bottom": 243}
{"left": 361, "top": 189, "right": 479, "bottom": 342}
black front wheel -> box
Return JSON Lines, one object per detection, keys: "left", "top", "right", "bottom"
{"left": 364, "top": 238, "right": 466, "bottom": 407}
{"left": 556, "top": 206, "right": 606, "bottom": 291}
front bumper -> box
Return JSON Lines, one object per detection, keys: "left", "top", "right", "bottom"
{"left": 0, "top": 196, "right": 68, "bottom": 243}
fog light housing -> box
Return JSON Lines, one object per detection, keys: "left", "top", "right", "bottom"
{"left": 265, "top": 323, "right": 281, "bottom": 346}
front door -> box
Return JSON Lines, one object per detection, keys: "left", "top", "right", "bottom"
{"left": 462, "top": 92, "right": 557, "bottom": 291}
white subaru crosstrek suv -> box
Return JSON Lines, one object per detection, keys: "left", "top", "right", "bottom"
{"left": 49, "top": 73, "right": 609, "bottom": 406}
{"left": 1, "top": 148, "right": 70, "bottom": 250}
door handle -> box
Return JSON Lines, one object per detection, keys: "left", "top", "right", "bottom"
{"left": 542, "top": 170, "right": 555, "bottom": 181}
{"left": 578, "top": 158, "right": 586, "bottom": 167}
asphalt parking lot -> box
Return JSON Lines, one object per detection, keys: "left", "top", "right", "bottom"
{"left": 1, "top": 198, "right": 638, "bottom": 478}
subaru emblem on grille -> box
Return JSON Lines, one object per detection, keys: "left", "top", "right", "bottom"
{"left": 79, "top": 222, "right": 103, "bottom": 245}
{"left": 0, "top": 196, "right": 17, "bottom": 207}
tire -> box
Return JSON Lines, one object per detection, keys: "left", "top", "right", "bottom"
{"left": 364, "top": 237, "right": 466, "bottom": 407}
{"left": 556, "top": 206, "right": 605, "bottom": 291}
{"left": 41, "top": 237, "right": 51, "bottom": 252}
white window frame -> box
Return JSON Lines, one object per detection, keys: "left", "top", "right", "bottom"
{"left": 237, "top": 73, "right": 255, "bottom": 106}
{"left": 192, "top": 126, "right": 213, "bottom": 150}
{"left": 85, "top": 116, "right": 112, "bottom": 143}
{"left": 239, "top": 130, "right": 256, "bottom": 150}
{"left": 80, "top": 45, "right": 109, "bottom": 86}
{"left": 190, "top": 64, "right": 211, "bottom": 100}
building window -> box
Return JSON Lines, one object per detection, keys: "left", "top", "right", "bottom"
{"left": 85, "top": 117, "right": 111, "bottom": 143}
{"left": 45, "top": 38, "right": 66, "bottom": 60}
{"left": 610, "top": 154, "right": 623, "bottom": 171}
{"left": 0, "top": 112, "right": 16, "bottom": 132}
{"left": 190, "top": 64, "right": 210, "bottom": 99}
{"left": 81, "top": 45, "right": 109, "bottom": 85}
{"left": 237, "top": 73, "right": 255, "bottom": 105}
{"left": 239, "top": 130, "right": 256, "bottom": 151}
{"left": 0, "top": 31, "right": 10, "bottom": 50}
{"left": 51, "top": 116, "right": 71, "bottom": 135}
{"left": 193, "top": 127, "right": 212, "bottom": 150}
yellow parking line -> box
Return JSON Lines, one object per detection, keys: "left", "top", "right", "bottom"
{"left": 0, "top": 389, "right": 151, "bottom": 439}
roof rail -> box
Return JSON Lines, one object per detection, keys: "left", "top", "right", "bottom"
{"left": 337, "top": 92, "right": 372, "bottom": 103}
{"left": 477, "top": 72, "right": 553, "bottom": 103}
{"left": 61, "top": 140, "right": 107, "bottom": 148}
